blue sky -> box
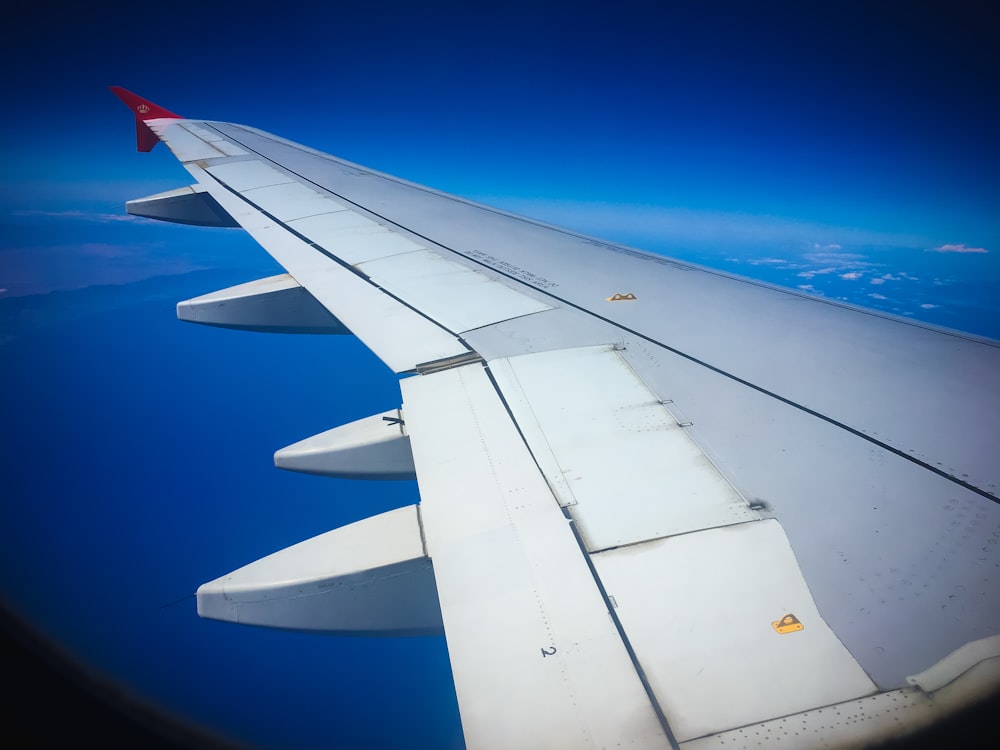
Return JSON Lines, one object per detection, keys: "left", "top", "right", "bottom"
{"left": 4, "top": 1, "right": 998, "bottom": 336}
{"left": 1, "top": 1, "right": 998, "bottom": 748}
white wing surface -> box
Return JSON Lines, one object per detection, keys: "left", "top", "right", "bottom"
{"left": 113, "top": 87, "right": 1000, "bottom": 749}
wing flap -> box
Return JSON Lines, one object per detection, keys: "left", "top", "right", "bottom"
{"left": 357, "top": 249, "right": 551, "bottom": 333}
{"left": 242, "top": 182, "right": 342, "bottom": 222}
{"left": 401, "top": 363, "right": 671, "bottom": 749}
{"left": 491, "top": 346, "right": 758, "bottom": 551}
{"left": 205, "top": 159, "right": 293, "bottom": 191}
{"left": 288, "top": 211, "right": 419, "bottom": 264}
{"left": 593, "top": 520, "right": 876, "bottom": 741}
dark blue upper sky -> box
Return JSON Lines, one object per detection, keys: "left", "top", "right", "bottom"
{"left": 1, "top": 2, "right": 998, "bottom": 748}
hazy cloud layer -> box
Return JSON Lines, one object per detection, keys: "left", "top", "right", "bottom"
{"left": 479, "top": 199, "right": 939, "bottom": 250}
{"left": 492, "top": 202, "right": 996, "bottom": 335}
{"left": 1, "top": 207, "right": 277, "bottom": 297}
{"left": 929, "top": 243, "right": 988, "bottom": 254}
{"left": 2, "top": 200, "right": 996, "bottom": 338}
{"left": 0, "top": 241, "right": 211, "bottom": 297}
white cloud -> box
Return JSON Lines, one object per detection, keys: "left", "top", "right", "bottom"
{"left": 747, "top": 257, "right": 790, "bottom": 266}
{"left": 920, "top": 303, "right": 940, "bottom": 309}
{"left": 928, "top": 243, "right": 988, "bottom": 254}
{"left": 869, "top": 277, "right": 885, "bottom": 285}
{"left": 800, "top": 251, "right": 875, "bottom": 282}
{"left": 870, "top": 293, "right": 887, "bottom": 300}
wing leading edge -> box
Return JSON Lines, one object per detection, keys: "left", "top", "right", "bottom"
{"left": 112, "top": 88, "right": 1000, "bottom": 748}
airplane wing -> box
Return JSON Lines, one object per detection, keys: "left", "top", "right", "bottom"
{"left": 112, "top": 86, "right": 1000, "bottom": 749}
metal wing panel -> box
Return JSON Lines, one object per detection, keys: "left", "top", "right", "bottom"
{"left": 400, "top": 355, "right": 891, "bottom": 745}
{"left": 177, "top": 135, "right": 553, "bottom": 369}
{"left": 592, "top": 520, "right": 877, "bottom": 741}
{"left": 401, "top": 363, "right": 670, "bottom": 749}
{"left": 287, "top": 212, "right": 421, "bottom": 264}
{"left": 203, "top": 119, "right": 999, "bottom": 499}
{"left": 185, "top": 161, "right": 469, "bottom": 371}
{"left": 489, "top": 346, "right": 757, "bottom": 551}
{"left": 242, "top": 182, "right": 344, "bottom": 222}
{"left": 205, "top": 159, "right": 293, "bottom": 191}
{"left": 620, "top": 338, "right": 1000, "bottom": 690}
{"left": 147, "top": 120, "right": 233, "bottom": 161}
{"left": 357, "top": 250, "right": 551, "bottom": 333}
{"left": 179, "top": 123, "right": 250, "bottom": 156}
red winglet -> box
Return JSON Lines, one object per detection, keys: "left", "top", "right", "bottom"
{"left": 109, "top": 86, "right": 183, "bottom": 152}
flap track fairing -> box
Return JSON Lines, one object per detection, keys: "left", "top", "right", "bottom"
{"left": 275, "top": 409, "right": 416, "bottom": 480}
{"left": 177, "top": 274, "right": 349, "bottom": 334}
{"left": 127, "top": 185, "right": 239, "bottom": 227}
{"left": 197, "top": 505, "right": 441, "bottom": 635}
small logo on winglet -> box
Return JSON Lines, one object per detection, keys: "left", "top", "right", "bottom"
{"left": 136, "top": 104, "right": 150, "bottom": 114}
